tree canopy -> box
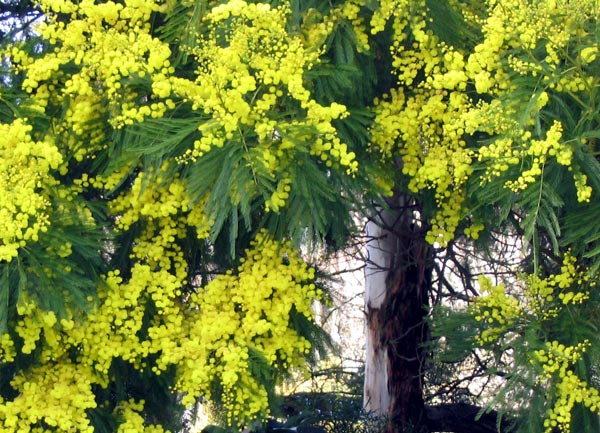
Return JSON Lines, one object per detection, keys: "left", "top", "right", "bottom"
{"left": 1, "top": 1, "right": 600, "bottom": 433}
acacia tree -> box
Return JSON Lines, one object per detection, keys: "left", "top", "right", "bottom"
{"left": 1, "top": 1, "right": 600, "bottom": 433}
{"left": 0, "top": 1, "right": 385, "bottom": 432}
{"left": 364, "top": 1, "right": 600, "bottom": 433}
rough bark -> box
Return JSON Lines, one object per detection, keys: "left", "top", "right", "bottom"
{"left": 364, "top": 194, "right": 432, "bottom": 433}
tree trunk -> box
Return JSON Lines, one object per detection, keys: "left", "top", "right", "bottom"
{"left": 364, "top": 193, "right": 432, "bottom": 433}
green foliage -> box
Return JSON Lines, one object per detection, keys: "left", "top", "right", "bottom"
{"left": 2, "top": 1, "right": 600, "bottom": 433}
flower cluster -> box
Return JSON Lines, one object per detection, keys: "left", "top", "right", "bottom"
{"left": 0, "top": 1, "right": 342, "bottom": 428}
{"left": 0, "top": 361, "right": 98, "bottom": 433}
{"left": 369, "top": 0, "right": 476, "bottom": 245}
{"left": 533, "top": 340, "right": 589, "bottom": 380}
{"left": 8, "top": 0, "right": 175, "bottom": 145}
{"left": 107, "top": 167, "right": 209, "bottom": 235}
{"left": 0, "top": 225, "right": 320, "bottom": 430}
{"left": 368, "top": 0, "right": 598, "bottom": 245}
{"left": 543, "top": 369, "right": 600, "bottom": 433}
{"left": 470, "top": 276, "right": 522, "bottom": 344}
{"left": 471, "top": 254, "right": 592, "bottom": 344}
{"left": 531, "top": 339, "right": 600, "bottom": 433}
{"left": 169, "top": 0, "right": 357, "bottom": 217}
{"left": 524, "top": 253, "right": 592, "bottom": 320}
{"left": 466, "top": 252, "right": 597, "bottom": 431}
{"left": 0, "top": 119, "right": 61, "bottom": 261}
{"left": 171, "top": 231, "right": 320, "bottom": 423}
{"left": 115, "top": 400, "right": 168, "bottom": 433}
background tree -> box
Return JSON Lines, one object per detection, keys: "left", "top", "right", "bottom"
{"left": 0, "top": 0, "right": 41, "bottom": 43}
